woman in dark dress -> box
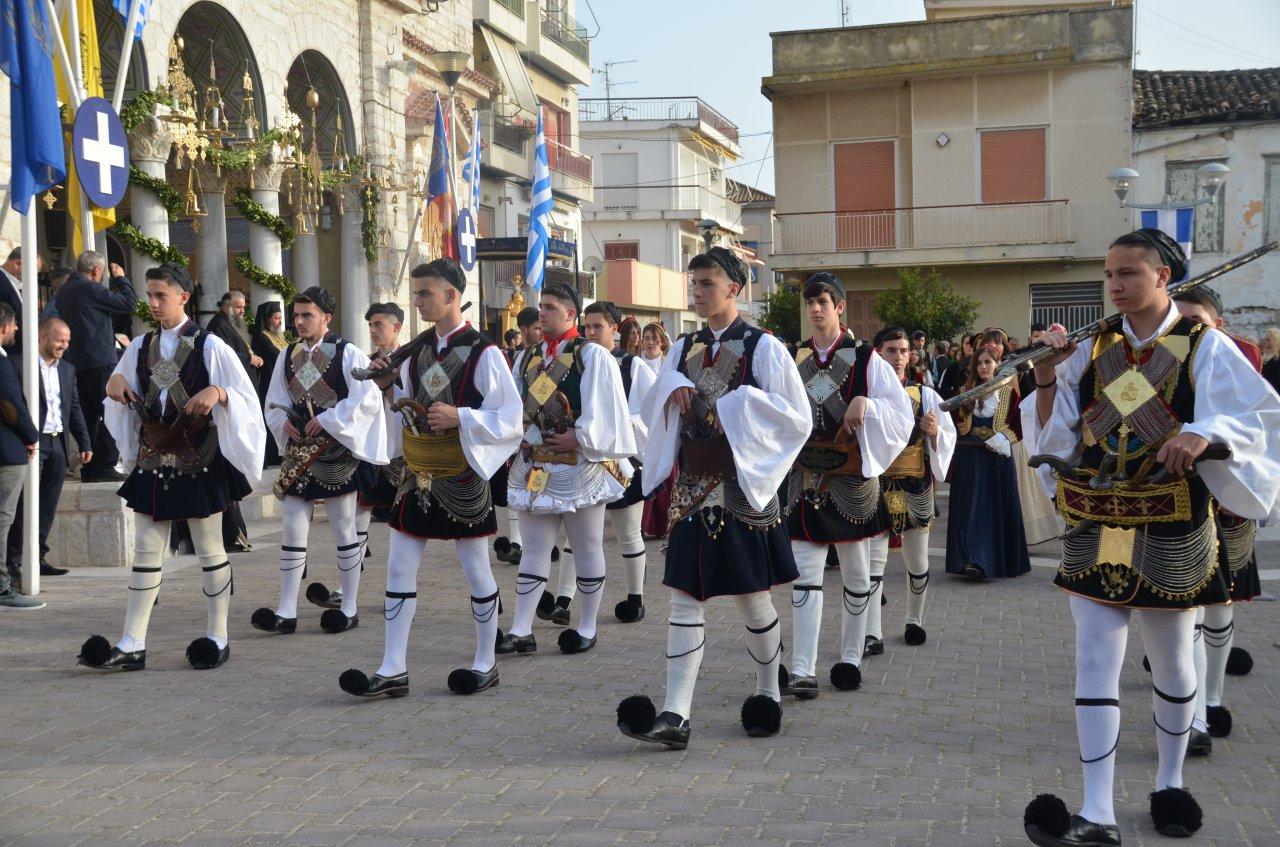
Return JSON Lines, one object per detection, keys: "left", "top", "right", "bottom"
{"left": 250, "top": 302, "right": 287, "bottom": 467}
{"left": 944, "top": 343, "right": 1031, "bottom": 579}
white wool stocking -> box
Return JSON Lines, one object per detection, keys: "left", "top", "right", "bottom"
{"left": 506, "top": 506, "right": 522, "bottom": 546}
{"left": 788, "top": 541, "right": 827, "bottom": 677}
{"left": 1141, "top": 607, "right": 1197, "bottom": 791}
{"left": 1192, "top": 609, "right": 1207, "bottom": 732}
{"left": 326, "top": 492, "right": 362, "bottom": 618}
{"left": 189, "top": 514, "right": 230, "bottom": 648}
{"left": 738, "top": 591, "right": 782, "bottom": 701}
{"left": 378, "top": 529, "right": 422, "bottom": 678}
{"left": 458, "top": 537, "right": 499, "bottom": 672}
{"left": 838, "top": 540, "right": 872, "bottom": 665}
{"left": 276, "top": 496, "right": 313, "bottom": 619}
{"left": 555, "top": 527, "right": 576, "bottom": 601}
{"left": 1201, "top": 603, "right": 1233, "bottom": 709}
{"left": 1069, "top": 595, "right": 1127, "bottom": 826}
{"left": 901, "top": 528, "right": 930, "bottom": 627}
{"left": 118, "top": 516, "right": 170, "bottom": 652}
{"left": 663, "top": 589, "right": 706, "bottom": 720}
{"left": 562, "top": 504, "right": 607, "bottom": 639}
{"left": 866, "top": 533, "right": 888, "bottom": 641}
{"left": 507, "top": 511, "right": 559, "bottom": 636}
{"left": 610, "top": 503, "right": 647, "bottom": 596}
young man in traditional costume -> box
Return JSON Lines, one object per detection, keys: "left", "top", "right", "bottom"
{"left": 340, "top": 259, "right": 522, "bottom": 697}
{"left": 499, "top": 281, "right": 635, "bottom": 656}
{"left": 78, "top": 264, "right": 265, "bottom": 672}
{"left": 253, "top": 287, "right": 388, "bottom": 635}
{"left": 617, "top": 247, "right": 810, "bottom": 749}
{"left": 493, "top": 306, "right": 543, "bottom": 568}
{"left": 1021, "top": 229, "right": 1280, "bottom": 846}
{"left": 778, "top": 275, "right": 912, "bottom": 700}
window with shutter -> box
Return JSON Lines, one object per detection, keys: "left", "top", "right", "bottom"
{"left": 604, "top": 242, "right": 639, "bottom": 261}
{"left": 478, "top": 205, "right": 495, "bottom": 239}
{"left": 1030, "top": 282, "right": 1103, "bottom": 332}
{"left": 980, "top": 128, "right": 1047, "bottom": 204}
{"left": 1166, "top": 160, "right": 1226, "bottom": 253}
{"left": 1267, "top": 157, "right": 1280, "bottom": 247}
{"left": 833, "top": 140, "right": 896, "bottom": 249}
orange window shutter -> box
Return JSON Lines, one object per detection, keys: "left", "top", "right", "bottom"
{"left": 981, "top": 128, "right": 1046, "bottom": 203}
{"left": 833, "top": 141, "right": 896, "bottom": 212}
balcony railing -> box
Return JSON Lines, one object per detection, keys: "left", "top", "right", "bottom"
{"left": 546, "top": 138, "right": 592, "bottom": 182}
{"left": 775, "top": 201, "right": 1071, "bottom": 254}
{"left": 540, "top": 6, "right": 589, "bottom": 62}
{"left": 592, "top": 185, "right": 738, "bottom": 223}
{"left": 579, "top": 97, "right": 740, "bottom": 146}
{"left": 494, "top": 0, "right": 524, "bottom": 17}
{"left": 492, "top": 117, "right": 529, "bottom": 155}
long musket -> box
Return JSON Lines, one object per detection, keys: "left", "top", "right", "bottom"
{"left": 938, "top": 241, "right": 1278, "bottom": 413}
{"left": 350, "top": 303, "right": 472, "bottom": 380}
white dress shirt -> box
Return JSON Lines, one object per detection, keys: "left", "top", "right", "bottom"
{"left": 39, "top": 356, "right": 60, "bottom": 435}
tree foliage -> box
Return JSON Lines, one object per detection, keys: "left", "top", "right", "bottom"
{"left": 757, "top": 286, "right": 802, "bottom": 344}
{"left": 875, "top": 266, "right": 979, "bottom": 343}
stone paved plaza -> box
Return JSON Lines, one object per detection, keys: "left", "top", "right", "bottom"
{"left": 2, "top": 498, "right": 1278, "bottom": 846}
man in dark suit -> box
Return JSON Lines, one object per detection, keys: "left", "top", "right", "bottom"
{"left": 53, "top": 251, "right": 135, "bottom": 482}
{"left": 6, "top": 317, "right": 92, "bottom": 580}
{"left": 0, "top": 247, "right": 41, "bottom": 356}
{"left": 0, "top": 304, "right": 43, "bottom": 608}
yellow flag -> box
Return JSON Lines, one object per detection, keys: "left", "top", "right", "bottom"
{"left": 54, "top": 0, "right": 117, "bottom": 256}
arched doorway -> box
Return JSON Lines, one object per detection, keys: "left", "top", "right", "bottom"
{"left": 175, "top": 2, "right": 268, "bottom": 140}
{"left": 95, "top": 0, "right": 148, "bottom": 105}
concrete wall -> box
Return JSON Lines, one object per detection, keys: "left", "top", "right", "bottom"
{"left": 1132, "top": 120, "right": 1280, "bottom": 340}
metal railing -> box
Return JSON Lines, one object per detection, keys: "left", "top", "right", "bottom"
{"left": 775, "top": 200, "right": 1070, "bottom": 254}
{"left": 491, "top": 117, "right": 529, "bottom": 155}
{"left": 592, "top": 184, "right": 737, "bottom": 221}
{"left": 494, "top": 0, "right": 525, "bottom": 17}
{"left": 546, "top": 138, "right": 592, "bottom": 182}
{"left": 578, "top": 97, "right": 740, "bottom": 146}
{"left": 540, "top": 6, "right": 589, "bottom": 62}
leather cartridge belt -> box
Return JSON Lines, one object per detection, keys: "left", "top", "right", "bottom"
{"left": 882, "top": 443, "right": 927, "bottom": 479}
{"left": 1057, "top": 473, "right": 1191, "bottom": 526}
{"left": 403, "top": 428, "right": 469, "bottom": 478}
{"left": 795, "top": 436, "right": 862, "bottom": 477}
{"left": 137, "top": 415, "right": 215, "bottom": 472}
{"left": 679, "top": 435, "right": 736, "bottom": 478}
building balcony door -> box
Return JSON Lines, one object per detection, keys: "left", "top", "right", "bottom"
{"left": 833, "top": 140, "right": 896, "bottom": 250}
{"left": 843, "top": 290, "right": 883, "bottom": 342}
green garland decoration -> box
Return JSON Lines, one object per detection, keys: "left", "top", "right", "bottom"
{"left": 235, "top": 253, "right": 297, "bottom": 301}
{"left": 361, "top": 184, "right": 380, "bottom": 264}
{"left": 115, "top": 220, "right": 189, "bottom": 268}
{"left": 129, "top": 166, "right": 185, "bottom": 221}
{"left": 135, "top": 300, "right": 159, "bottom": 328}
{"left": 120, "top": 88, "right": 168, "bottom": 131}
{"left": 231, "top": 188, "right": 296, "bottom": 249}
{"left": 204, "top": 129, "right": 293, "bottom": 173}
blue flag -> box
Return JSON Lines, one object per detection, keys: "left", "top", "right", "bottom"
{"left": 1, "top": 0, "right": 67, "bottom": 215}
{"left": 112, "top": 0, "right": 151, "bottom": 38}
{"left": 525, "top": 108, "right": 553, "bottom": 293}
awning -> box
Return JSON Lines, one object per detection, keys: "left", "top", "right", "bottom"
{"left": 479, "top": 25, "right": 539, "bottom": 120}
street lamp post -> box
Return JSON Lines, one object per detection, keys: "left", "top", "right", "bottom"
{"left": 1106, "top": 162, "right": 1229, "bottom": 210}
{"left": 697, "top": 217, "right": 719, "bottom": 250}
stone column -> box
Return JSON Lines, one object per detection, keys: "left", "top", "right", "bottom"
{"left": 292, "top": 229, "right": 320, "bottom": 289}
{"left": 247, "top": 146, "right": 287, "bottom": 309}
{"left": 339, "top": 185, "right": 371, "bottom": 350}
{"left": 126, "top": 115, "right": 172, "bottom": 247}
{"left": 194, "top": 160, "right": 230, "bottom": 316}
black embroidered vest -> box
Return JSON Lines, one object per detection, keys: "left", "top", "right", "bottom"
{"left": 283, "top": 332, "right": 350, "bottom": 422}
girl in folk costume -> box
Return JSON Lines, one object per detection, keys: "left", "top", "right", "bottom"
{"left": 1021, "top": 229, "right": 1280, "bottom": 846}
{"left": 640, "top": 322, "right": 675, "bottom": 538}
{"left": 78, "top": 264, "right": 265, "bottom": 672}
{"left": 250, "top": 302, "right": 287, "bottom": 467}
{"left": 340, "top": 259, "right": 523, "bottom": 698}
{"left": 778, "top": 274, "right": 912, "bottom": 700}
{"left": 863, "top": 326, "right": 956, "bottom": 651}
{"left": 945, "top": 342, "right": 1031, "bottom": 580}
{"left": 253, "top": 287, "right": 389, "bottom": 636}
{"left": 499, "top": 281, "right": 636, "bottom": 657}
{"left": 617, "top": 248, "right": 810, "bottom": 750}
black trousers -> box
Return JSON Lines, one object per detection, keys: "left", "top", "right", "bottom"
{"left": 77, "top": 365, "right": 119, "bottom": 479}
{"left": 6, "top": 432, "right": 68, "bottom": 576}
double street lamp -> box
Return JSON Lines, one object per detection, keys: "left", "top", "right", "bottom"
{"left": 1107, "top": 162, "right": 1229, "bottom": 210}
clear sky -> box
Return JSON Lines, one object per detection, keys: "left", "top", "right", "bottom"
{"left": 576, "top": 0, "right": 1280, "bottom": 194}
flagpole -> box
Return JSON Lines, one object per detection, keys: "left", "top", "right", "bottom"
{"left": 111, "top": 0, "right": 143, "bottom": 112}
{"left": 19, "top": 211, "right": 41, "bottom": 597}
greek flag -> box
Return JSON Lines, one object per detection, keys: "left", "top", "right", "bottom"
{"left": 461, "top": 109, "right": 481, "bottom": 212}
{"left": 112, "top": 0, "right": 151, "bottom": 38}
{"left": 525, "top": 108, "right": 553, "bottom": 293}
{"left": 1140, "top": 207, "right": 1193, "bottom": 281}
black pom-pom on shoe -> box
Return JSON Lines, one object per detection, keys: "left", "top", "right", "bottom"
{"left": 493, "top": 536, "right": 511, "bottom": 556}
{"left": 1205, "top": 704, "right": 1233, "bottom": 738}
{"left": 617, "top": 694, "right": 657, "bottom": 735}
{"left": 320, "top": 609, "right": 358, "bottom": 633}
{"left": 535, "top": 589, "right": 556, "bottom": 620}
{"left": 186, "top": 637, "right": 228, "bottom": 670}
{"left": 1149, "top": 787, "right": 1203, "bottom": 838}
{"left": 740, "top": 695, "right": 782, "bottom": 737}
{"left": 557, "top": 628, "right": 597, "bottom": 654}
{"left": 830, "top": 662, "right": 862, "bottom": 691}
{"left": 79, "top": 634, "right": 112, "bottom": 666}
{"left": 1225, "top": 646, "right": 1253, "bottom": 676}
{"left": 904, "top": 624, "right": 927, "bottom": 646}
{"left": 447, "top": 666, "right": 498, "bottom": 695}
{"left": 251, "top": 607, "right": 296, "bottom": 634}
{"left": 614, "top": 595, "right": 645, "bottom": 623}
{"left": 1023, "top": 794, "right": 1071, "bottom": 840}
{"left": 306, "top": 582, "right": 342, "bottom": 610}
{"left": 339, "top": 669, "right": 370, "bottom": 695}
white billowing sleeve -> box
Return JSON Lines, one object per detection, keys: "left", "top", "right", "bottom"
{"left": 857, "top": 350, "right": 913, "bottom": 477}
{"left": 920, "top": 385, "right": 957, "bottom": 481}
{"left": 1181, "top": 329, "right": 1280, "bottom": 519}
{"left": 383, "top": 359, "right": 414, "bottom": 462}
{"left": 1021, "top": 342, "right": 1092, "bottom": 499}
{"left": 103, "top": 335, "right": 145, "bottom": 472}
{"left": 628, "top": 354, "right": 658, "bottom": 458}
{"left": 640, "top": 343, "right": 692, "bottom": 496}
{"left": 203, "top": 334, "right": 267, "bottom": 485}
{"left": 315, "top": 344, "right": 389, "bottom": 465}
{"left": 263, "top": 351, "right": 292, "bottom": 456}
{"left": 717, "top": 333, "right": 813, "bottom": 512}
{"left": 457, "top": 345, "right": 524, "bottom": 479}
{"left": 576, "top": 342, "right": 637, "bottom": 463}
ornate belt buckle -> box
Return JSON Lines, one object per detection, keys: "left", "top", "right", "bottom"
{"left": 527, "top": 466, "right": 549, "bottom": 494}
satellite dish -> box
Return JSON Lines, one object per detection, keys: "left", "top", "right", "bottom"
{"left": 583, "top": 256, "right": 605, "bottom": 274}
